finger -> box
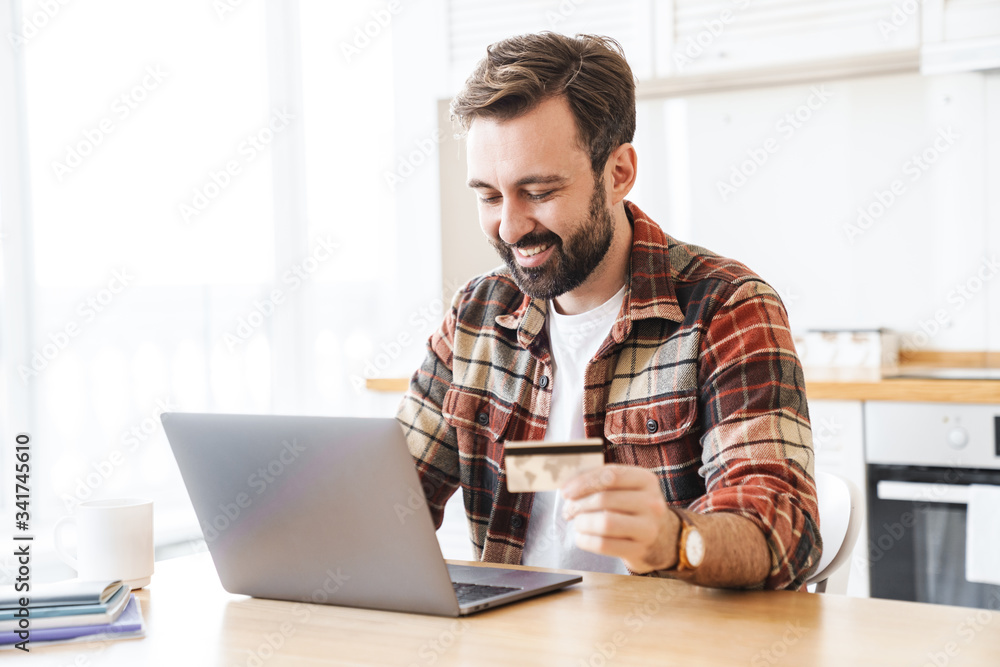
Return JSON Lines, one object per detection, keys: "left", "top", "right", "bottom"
{"left": 573, "top": 532, "right": 647, "bottom": 564}
{"left": 572, "top": 510, "right": 659, "bottom": 543}
{"left": 561, "top": 490, "right": 653, "bottom": 520}
{"left": 561, "top": 465, "right": 656, "bottom": 500}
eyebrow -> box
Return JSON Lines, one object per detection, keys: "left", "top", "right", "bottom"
{"left": 466, "top": 175, "right": 569, "bottom": 189}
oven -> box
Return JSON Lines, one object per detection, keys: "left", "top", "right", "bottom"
{"left": 864, "top": 401, "right": 1000, "bottom": 609}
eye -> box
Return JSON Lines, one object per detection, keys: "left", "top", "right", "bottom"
{"left": 478, "top": 194, "right": 501, "bottom": 205}
{"left": 527, "top": 191, "right": 553, "bottom": 201}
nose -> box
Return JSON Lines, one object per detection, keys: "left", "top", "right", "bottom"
{"left": 497, "top": 198, "right": 535, "bottom": 246}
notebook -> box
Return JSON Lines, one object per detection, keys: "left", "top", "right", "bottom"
{"left": 0, "top": 579, "right": 122, "bottom": 609}
{"left": 0, "top": 594, "right": 143, "bottom": 647}
{"left": 0, "top": 583, "right": 129, "bottom": 631}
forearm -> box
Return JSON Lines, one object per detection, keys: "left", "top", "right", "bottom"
{"left": 689, "top": 280, "right": 821, "bottom": 588}
{"left": 564, "top": 466, "right": 772, "bottom": 589}
{"left": 650, "top": 508, "right": 770, "bottom": 589}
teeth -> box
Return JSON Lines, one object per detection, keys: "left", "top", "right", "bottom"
{"left": 517, "top": 244, "right": 551, "bottom": 257}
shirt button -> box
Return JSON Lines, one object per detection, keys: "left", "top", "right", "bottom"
{"left": 511, "top": 515, "right": 523, "bottom": 529}
{"left": 476, "top": 412, "right": 489, "bottom": 426}
{"left": 646, "top": 419, "right": 659, "bottom": 434}
{"left": 539, "top": 375, "right": 549, "bottom": 389}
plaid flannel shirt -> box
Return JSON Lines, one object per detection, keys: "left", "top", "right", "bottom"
{"left": 397, "top": 201, "right": 821, "bottom": 590}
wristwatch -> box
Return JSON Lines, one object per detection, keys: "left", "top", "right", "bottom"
{"left": 676, "top": 512, "right": 705, "bottom": 571}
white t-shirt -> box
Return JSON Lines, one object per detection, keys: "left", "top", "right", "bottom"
{"left": 521, "top": 285, "right": 629, "bottom": 574}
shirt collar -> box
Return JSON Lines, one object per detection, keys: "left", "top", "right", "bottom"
{"left": 495, "top": 200, "right": 684, "bottom": 346}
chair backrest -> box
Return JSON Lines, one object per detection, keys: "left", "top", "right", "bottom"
{"left": 806, "top": 470, "right": 862, "bottom": 592}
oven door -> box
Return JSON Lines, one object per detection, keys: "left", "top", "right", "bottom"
{"left": 867, "top": 464, "right": 1000, "bottom": 609}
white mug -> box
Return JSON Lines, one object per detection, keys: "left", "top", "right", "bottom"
{"left": 54, "top": 498, "right": 154, "bottom": 589}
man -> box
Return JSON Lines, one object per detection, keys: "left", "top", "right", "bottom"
{"left": 397, "top": 32, "right": 820, "bottom": 590}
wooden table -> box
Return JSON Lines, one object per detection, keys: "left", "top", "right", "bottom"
{"left": 9, "top": 552, "right": 1000, "bottom": 666}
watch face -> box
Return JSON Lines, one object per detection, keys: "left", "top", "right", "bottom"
{"left": 685, "top": 528, "right": 705, "bottom": 568}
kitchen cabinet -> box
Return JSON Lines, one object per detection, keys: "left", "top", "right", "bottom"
{"left": 921, "top": 0, "right": 1000, "bottom": 74}
{"left": 444, "top": 0, "right": 654, "bottom": 92}
{"left": 810, "top": 399, "right": 870, "bottom": 597}
{"left": 655, "top": 0, "right": 919, "bottom": 78}
{"left": 441, "top": 1, "right": 999, "bottom": 97}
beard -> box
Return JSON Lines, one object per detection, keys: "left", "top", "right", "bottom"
{"left": 490, "top": 179, "right": 614, "bottom": 300}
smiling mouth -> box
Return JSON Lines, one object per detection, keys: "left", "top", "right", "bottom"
{"left": 516, "top": 243, "right": 553, "bottom": 257}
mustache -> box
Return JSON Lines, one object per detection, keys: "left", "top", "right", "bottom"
{"left": 505, "top": 231, "right": 561, "bottom": 250}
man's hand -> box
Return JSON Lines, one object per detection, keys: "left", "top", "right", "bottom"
{"left": 561, "top": 464, "right": 680, "bottom": 574}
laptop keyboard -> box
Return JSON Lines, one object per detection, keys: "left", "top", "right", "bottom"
{"left": 452, "top": 582, "right": 521, "bottom": 605}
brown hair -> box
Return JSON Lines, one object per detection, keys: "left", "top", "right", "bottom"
{"left": 450, "top": 32, "right": 636, "bottom": 174}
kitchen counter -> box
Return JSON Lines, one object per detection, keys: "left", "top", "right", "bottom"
{"left": 804, "top": 374, "right": 1000, "bottom": 404}
{"left": 805, "top": 352, "right": 1000, "bottom": 404}
{"left": 370, "top": 353, "right": 1000, "bottom": 404}
{"left": 369, "top": 373, "right": 1000, "bottom": 404}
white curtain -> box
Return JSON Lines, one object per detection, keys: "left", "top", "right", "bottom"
{"left": 0, "top": 0, "right": 436, "bottom": 577}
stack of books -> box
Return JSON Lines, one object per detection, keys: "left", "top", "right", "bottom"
{"left": 1, "top": 579, "right": 145, "bottom": 648}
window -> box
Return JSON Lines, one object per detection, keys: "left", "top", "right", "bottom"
{"left": 0, "top": 0, "right": 425, "bottom": 578}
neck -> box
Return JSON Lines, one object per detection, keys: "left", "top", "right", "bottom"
{"left": 552, "top": 203, "right": 632, "bottom": 316}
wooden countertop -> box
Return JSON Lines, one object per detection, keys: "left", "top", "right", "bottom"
{"left": 368, "top": 372, "right": 1000, "bottom": 404}
{"left": 804, "top": 375, "right": 1000, "bottom": 403}
{"left": 13, "top": 552, "right": 1000, "bottom": 666}
{"left": 370, "top": 351, "right": 1000, "bottom": 403}
{"left": 804, "top": 351, "right": 1000, "bottom": 403}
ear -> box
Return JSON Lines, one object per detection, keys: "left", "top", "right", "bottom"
{"left": 603, "top": 143, "right": 637, "bottom": 206}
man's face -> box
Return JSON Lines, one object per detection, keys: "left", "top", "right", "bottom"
{"left": 466, "top": 96, "right": 614, "bottom": 300}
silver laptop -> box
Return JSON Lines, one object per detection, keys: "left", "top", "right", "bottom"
{"left": 161, "top": 413, "right": 581, "bottom": 616}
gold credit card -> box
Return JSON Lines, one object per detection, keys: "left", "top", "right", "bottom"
{"left": 504, "top": 438, "right": 605, "bottom": 493}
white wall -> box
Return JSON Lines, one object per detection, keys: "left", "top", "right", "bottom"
{"left": 638, "top": 69, "right": 998, "bottom": 353}
{"left": 429, "top": 64, "right": 1000, "bottom": 353}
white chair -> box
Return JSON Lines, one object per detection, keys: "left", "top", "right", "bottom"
{"left": 806, "top": 470, "right": 862, "bottom": 593}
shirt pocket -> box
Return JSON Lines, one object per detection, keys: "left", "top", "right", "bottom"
{"left": 441, "top": 387, "right": 511, "bottom": 499}
{"left": 604, "top": 391, "right": 698, "bottom": 445}
{"left": 441, "top": 387, "right": 511, "bottom": 444}
{"left": 603, "top": 391, "right": 703, "bottom": 504}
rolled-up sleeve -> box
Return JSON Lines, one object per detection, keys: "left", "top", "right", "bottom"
{"left": 688, "top": 279, "right": 822, "bottom": 590}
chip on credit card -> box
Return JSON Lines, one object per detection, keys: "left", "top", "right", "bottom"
{"left": 504, "top": 438, "right": 605, "bottom": 493}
